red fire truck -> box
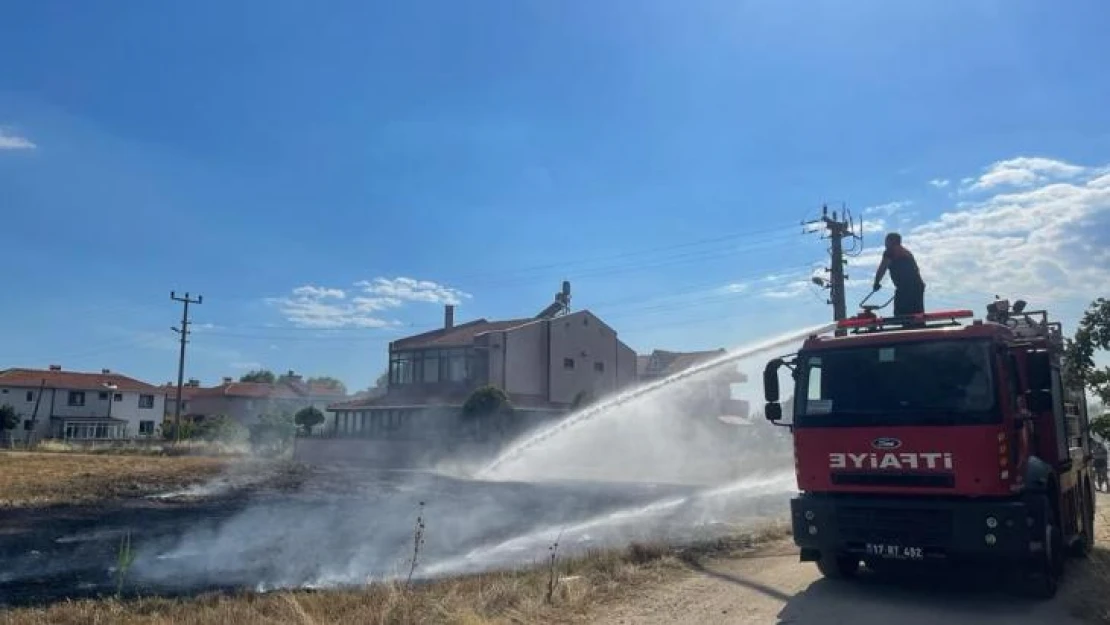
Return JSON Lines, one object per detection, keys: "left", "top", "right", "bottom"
{"left": 762, "top": 296, "right": 1095, "bottom": 598}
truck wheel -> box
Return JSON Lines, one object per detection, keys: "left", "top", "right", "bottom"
{"left": 1025, "top": 496, "right": 1063, "bottom": 599}
{"left": 816, "top": 552, "right": 860, "bottom": 579}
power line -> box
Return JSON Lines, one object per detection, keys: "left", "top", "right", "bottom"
{"left": 449, "top": 223, "right": 799, "bottom": 282}
{"left": 459, "top": 231, "right": 801, "bottom": 288}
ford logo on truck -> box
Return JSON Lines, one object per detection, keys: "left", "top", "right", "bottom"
{"left": 872, "top": 437, "right": 902, "bottom": 450}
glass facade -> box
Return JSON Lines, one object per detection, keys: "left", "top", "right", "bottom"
{"left": 389, "top": 348, "right": 476, "bottom": 386}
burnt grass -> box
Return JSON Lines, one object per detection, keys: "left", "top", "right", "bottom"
{"left": 0, "top": 466, "right": 789, "bottom": 609}
{"left": 0, "top": 461, "right": 312, "bottom": 607}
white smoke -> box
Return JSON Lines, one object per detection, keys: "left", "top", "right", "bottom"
{"left": 4, "top": 325, "right": 827, "bottom": 599}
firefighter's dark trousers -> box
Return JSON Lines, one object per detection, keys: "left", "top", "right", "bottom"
{"left": 894, "top": 283, "right": 926, "bottom": 318}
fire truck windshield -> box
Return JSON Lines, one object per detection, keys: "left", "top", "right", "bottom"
{"left": 793, "top": 339, "right": 998, "bottom": 427}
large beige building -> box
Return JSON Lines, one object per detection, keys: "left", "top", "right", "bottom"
{"left": 328, "top": 299, "right": 637, "bottom": 437}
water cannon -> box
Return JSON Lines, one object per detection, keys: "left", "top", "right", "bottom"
{"left": 987, "top": 297, "right": 1012, "bottom": 324}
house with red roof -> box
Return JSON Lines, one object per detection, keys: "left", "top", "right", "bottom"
{"left": 173, "top": 370, "right": 348, "bottom": 426}
{"left": 636, "top": 349, "right": 750, "bottom": 419}
{"left": 0, "top": 365, "right": 166, "bottom": 442}
{"left": 327, "top": 287, "right": 638, "bottom": 438}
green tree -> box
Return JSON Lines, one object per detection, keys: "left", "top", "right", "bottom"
{"left": 1065, "top": 298, "right": 1110, "bottom": 405}
{"left": 195, "top": 415, "right": 248, "bottom": 443}
{"left": 1090, "top": 413, "right": 1110, "bottom": 442}
{"left": 308, "top": 376, "right": 347, "bottom": 393}
{"left": 294, "top": 406, "right": 326, "bottom": 434}
{"left": 161, "top": 419, "right": 195, "bottom": 441}
{"left": 463, "top": 385, "right": 513, "bottom": 419}
{"left": 249, "top": 412, "right": 297, "bottom": 455}
{"left": 462, "top": 386, "right": 515, "bottom": 440}
{"left": 240, "top": 369, "right": 276, "bottom": 384}
{"left": 0, "top": 404, "right": 19, "bottom": 432}
{"left": 370, "top": 371, "right": 388, "bottom": 391}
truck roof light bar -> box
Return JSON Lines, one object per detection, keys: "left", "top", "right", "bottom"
{"left": 836, "top": 309, "right": 975, "bottom": 330}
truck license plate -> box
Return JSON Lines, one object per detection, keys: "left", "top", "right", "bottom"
{"left": 865, "top": 544, "right": 924, "bottom": 560}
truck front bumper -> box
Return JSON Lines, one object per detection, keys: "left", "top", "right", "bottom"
{"left": 791, "top": 494, "right": 1037, "bottom": 562}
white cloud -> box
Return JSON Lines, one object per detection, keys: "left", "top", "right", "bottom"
{"left": 0, "top": 128, "right": 35, "bottom": 150}
{"left": 267, "top": 284, "right": 396, "bottom": 329}
{"left": 965, "top": 156, "right": 1085, "bottom": 191}
{"left": 746, "top": 271, "right": 820, "bottom": 301}
{"left": 853, "top": 157, "right": 1110, "bottom": 304}
{"left": 719, "top": 282, "right": 750, "bottom": 294}
{"left": 861, "top": 218, "right": 887, "bottom": 235}
{"left": 864, "top": 201, "right": 909, "bottom": 217}
{"left": 268, "top": 277, "right": 469, "bottom": 328}
{"left": 292, "top": 285, "right": 346, "bottom": 300}
{"left": 761, "top": 281, "right": 812, "bottom": 300}
{"left": 928, "top": 179, "right": 950, "bottom": 188}
{"left": 356, "top": 277, "right": 470, "bottom": 306}
{"left": 231, "top": 361, "right": 264, "bottom": 370}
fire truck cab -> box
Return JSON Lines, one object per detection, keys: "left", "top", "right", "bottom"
{"left": 762, "top": 298, "right": 1095, "bottom": 598}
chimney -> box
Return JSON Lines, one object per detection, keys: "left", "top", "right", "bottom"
{"left": 222, "top": 376, "right": 233, "bottom": 384}
{"left": 48, "top": 364, "right": 62, "bottom": 371}
{"left": 187, "top": 378, "right": 200, "bottom": 387}
{"left": 101, "top": 368, "right": 111, "bottom": 374}
{"left": 285, "top": 370, "right": 303, "bottom": 382}
{"left": 444, "top": 304, "right": 455, "bottom": 330}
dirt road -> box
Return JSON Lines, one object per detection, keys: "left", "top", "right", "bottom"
{"left": 591, "top": 547, "right": 1083, "bottom": 624}
{"left": 589, "top": 498, "right": 1110, "bottom": 625}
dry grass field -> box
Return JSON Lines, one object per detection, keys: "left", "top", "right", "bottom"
{"left": 0, "top": 451, "right": 230, "bottom": 507}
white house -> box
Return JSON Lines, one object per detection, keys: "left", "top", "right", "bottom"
{"left": 0, "top": 366, "right": 167, "bottom": 442}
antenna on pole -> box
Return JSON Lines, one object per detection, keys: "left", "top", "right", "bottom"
{"left": 803, "top": 203, "right": 863, "bottom": 336}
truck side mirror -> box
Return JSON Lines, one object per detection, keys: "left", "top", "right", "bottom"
{"left": 765, "top": 402, "right": 783, "bottom": 422}
{"left": 763, "top": 359, "right": 782, "bottom": 403}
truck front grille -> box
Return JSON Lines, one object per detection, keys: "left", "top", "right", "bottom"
{"left": 835, "top": 505, "right": 954, "bottom": 546}
{"left": 831, "top": 472, "right": 955, "bottom": 488}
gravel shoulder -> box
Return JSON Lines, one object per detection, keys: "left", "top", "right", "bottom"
{"left": 586, "top": 501, "right": 1110, "bottom": 625}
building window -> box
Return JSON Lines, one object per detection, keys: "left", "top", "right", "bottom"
{"left": 594, "top": 361, "right": 604, "bottom": 372}
{"left": 446, "top": 348, "right": 470, "bottom": 382}
{"left": 67, "top": 391, "right": 86, "bottom": 406}
{"left": 139, "top": 420, "right": 155, "bottom": 435}
{"left": 390, "top": 351, "right": 415, "bottom": 385}
{"left": 98, "top": 391, "right": 110, "bottom": 401}
{"left": 421, "top": 350, "right": 440, "bottom": 383}
{"left": 24, "top": 420, "right": 33, "bottom": 431}
{"left": 138, "top": 394, "right": 155, "bottom": 409}
{"left": 114, "top": 393, "right": 123, "bottom": 402}
{"left": 25, "top": 391, "right": 33, "bottom": 402}
{"left": 563, "top": 358, "right": 575, "bottom": 370}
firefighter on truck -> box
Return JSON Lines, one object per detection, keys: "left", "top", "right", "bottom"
{"left": 762, "top": 296, "right": 1095, "bottom": 599}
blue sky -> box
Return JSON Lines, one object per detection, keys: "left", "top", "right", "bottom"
{"left": 1, "top": 0, "right": 1109, "bottom": 392}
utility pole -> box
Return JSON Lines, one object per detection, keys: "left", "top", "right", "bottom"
{"left": 804, "top": 204, "right": 861, "bottom": 336}
{"left": 171, "top": 291, "right": 203, "bottom": 442}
